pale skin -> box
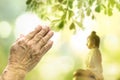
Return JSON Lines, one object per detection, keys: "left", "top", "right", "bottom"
{"left": 0, "top": 25, "right": 54, "bottom": 80}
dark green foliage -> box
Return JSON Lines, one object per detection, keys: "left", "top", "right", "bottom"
{"left": 95, "top": 5, "right": 101, "bottom": 13}
{"left": 26, "top": 0, "right": 32, "bottom": 5}
{"left": 58, "top": 20, "right": 64, "bottom": 30}
{"left": 69, "top": 22, "right": 75, "bottom": 30}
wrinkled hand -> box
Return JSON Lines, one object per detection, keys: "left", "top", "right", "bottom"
{"left": 8, "top": 25, "right": 54, "bottom": 72}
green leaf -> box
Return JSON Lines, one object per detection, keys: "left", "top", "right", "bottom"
{"left": 86, "top": 8, "right": 91, "bottom": 16}
{"left": 92, "top": 14, "right": 95, "bottom": 20}
{"left": 116, "top": 3, "right": 120, "bottom": 11}
{"left": 68, "top": 0, "right": 73, "bottom": 9}
{"left": 69, "top": 22, "right": 75, "bottom": 30}
{"left": 50, "top": 18, "right": 63, "bottom": 31}
{"left": 95, "top": 5, "right": 101, "bottom": 13}
{"left": 26, "top": 0, "right": 32, "bottom": 5}
{"left": 75, "top": 21, "right": 83, "bottom": 29}
{"left": 81, "top": 11, "right": 85, "bottom": 18}
{"left": 68, "top": 10, "right": 74, "bottom": 19}
{"left": 52, "top": 4, "right": 63, "bottom": 12}
{"left": 51, "top": 20, "right": 64, "bottom": 31}
{"left": 88, "top": 0, "right": 95, "bottom": 6}
{"left": 101, "top": 4, "right": 106, "bottom": 9}
{"left": 108, "top": 8, "right": 113, "bottom": 16}
{"left": 77, "top": 0, "right": 83, "bottom": 8}
{"left": 61, "top": 13, "right": 67, "bottom": 20}
{"left": 58, "top": 20, "right": 64, "bottom": 30}
{"left": 109, "top": 0, "right": 115, "bottom": 7}
{"left": 58, "top": 0, "right": 63, "bottom": 3}
{"left": 52, "top": 19, "right": 60, "bottom": 22}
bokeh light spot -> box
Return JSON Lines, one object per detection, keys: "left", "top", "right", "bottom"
{"left": 0, "top": 21, "right": 11, "bottom": 38}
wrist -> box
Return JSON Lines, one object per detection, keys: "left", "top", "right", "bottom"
{"left": 1, "top": 64, "right": 27, "bottom": 80}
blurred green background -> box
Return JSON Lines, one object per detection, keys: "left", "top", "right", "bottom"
{"left": 0, "top": 0, "right": 120, "bottom": 80}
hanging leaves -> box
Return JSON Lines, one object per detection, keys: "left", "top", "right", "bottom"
{"left": 108, "top": 8, "right": 113, "bottom": 16}
{"left": 92, "top": 14, "right": 95, "bottom": 19}
{"left": 26, "top": 0, "right": 120, "bottom": 31}
{"left": 58, "top": 0, "right": 63, "bottom": 3}
{"left": 58, "top": 20, "right": 64, "bottom": 30}
{"left": 116, "top": 3, "right": 120, "bottom": 11}
{"left": 86, "top": 8, "right": 92, "bottom": 16}
{"left": 68, "top": 0, "right": 74, "bottom": 9}
{"left": 95, "top": 5, "right": 101, "bottom": 13}
{"left": 88, "top": 0, "right": 95, "bottom": 6}
{"left": 68, "top": 9, "right": 74, "bottom": 20}
{"left": 69, "top": 22, "right": 75, "bottom": 30}
{"left": 51, "top": 20, "right": 64, "bottom": 31}
{"left": 26, "top": 0, "right": 32, "bottom": 5}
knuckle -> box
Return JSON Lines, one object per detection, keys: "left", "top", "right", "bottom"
{"left": 27, "top": 42, "right": 33, "bottom": 48}
{"left": 27, "top": 43, "right": 37, "bottom": 52}
{"left": 17, "top": 39, "right": 28, "bottom": 50}
{"left": 10, "top": 43, "right": 17, "bottom": 51}
{"left": 40, "top": 38, "right": 46, "bottom": 44}
{"left": 32, "top": 49, "right": 37, "bottom": 53}
{"left": 43, "top": 28, "right": 47, "bottom": 32}
{"left": 43, "top": 46, "right": 47, "bottom": 51}
{"left": 35, "top": 35, "right": 42, "bottom": 41}
{"left": 17, "top": 39, "right": 25, "bottom": 45}
{"left": 38, "top": 32, "right": 44, "bottom": 36}
{"left": 39, "top": 28, "right": 47, "bottom": 35}
{"left": 38, "top": 35, "right": 42, "bottom": 39}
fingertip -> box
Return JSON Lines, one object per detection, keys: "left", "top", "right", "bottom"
{"left": 20, "top": 34, "right": 25, "bottom": 37}
{"left": 49, "top": 40, "right": 54, "bottom": 46}
{"left": 51, "top": 31, "right": 54, "bottom": 36}
{"left": 49, "top": 31, "right": 54, "bottom": 36}
{"left": 45, "top": 26, "right": 50, "bottom": 30}
{"left": 35, "top": 25, "right": 42, "bottom": 31}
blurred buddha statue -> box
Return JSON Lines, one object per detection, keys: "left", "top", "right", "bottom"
{"left": 73, "top": 31, "right": 104, "bottom": 80}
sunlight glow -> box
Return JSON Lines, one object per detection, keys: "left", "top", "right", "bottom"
{"left": 103, "top": 34, "right": 120, "bottom": 52}
{"left": 39, "top": 56, "right": 74, "bottom": 80}
{"left": 70, "top": 27, "right": 94, "bottom": 59}
{"left": 70, "top": 30, "right": 88, "bottom": 52}
{"left": 107, "top": 64, "right": 119, "bottom": 75}
{"left": 15, "top": 12, "right": 60, "bottom": 44}
{"left": 15, "top": 12, "right": 47, "bottom": 37}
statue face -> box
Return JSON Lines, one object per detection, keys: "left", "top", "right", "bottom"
{"left": 87, "top": 38, "right": 94, "bottom": 49}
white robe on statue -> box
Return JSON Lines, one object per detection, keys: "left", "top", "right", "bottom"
{"left": 86, "top": 48, "right": 103, "bottom": 80}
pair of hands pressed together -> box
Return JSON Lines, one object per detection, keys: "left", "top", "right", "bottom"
{"left": 0, "top": 25, "right": 54, "bottom": 80}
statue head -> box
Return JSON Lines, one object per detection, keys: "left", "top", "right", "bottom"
{"left": 87, "top": 31, "right": 100, "bottom": 49}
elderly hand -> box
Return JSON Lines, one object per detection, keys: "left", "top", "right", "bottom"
{"left": 0, "top": 25, "right": 54, "bottom": 80}
{"left": 9, "top": 25, "right": 54, "bottom": 72}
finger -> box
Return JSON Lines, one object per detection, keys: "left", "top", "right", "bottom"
{"left": 16, "top": 34, "right": 25, "bottom": 41}
{"left": 39, "top": 40, "right": 53, "bottom": 56}
{"left": 31, "top": 27, "right": 50, "bottom": 43}
{"left": 25, "top": 25, "right": 42, "bottom": 41}
{"left": 38, "top": 31, "right": 54, "bottom": 48}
